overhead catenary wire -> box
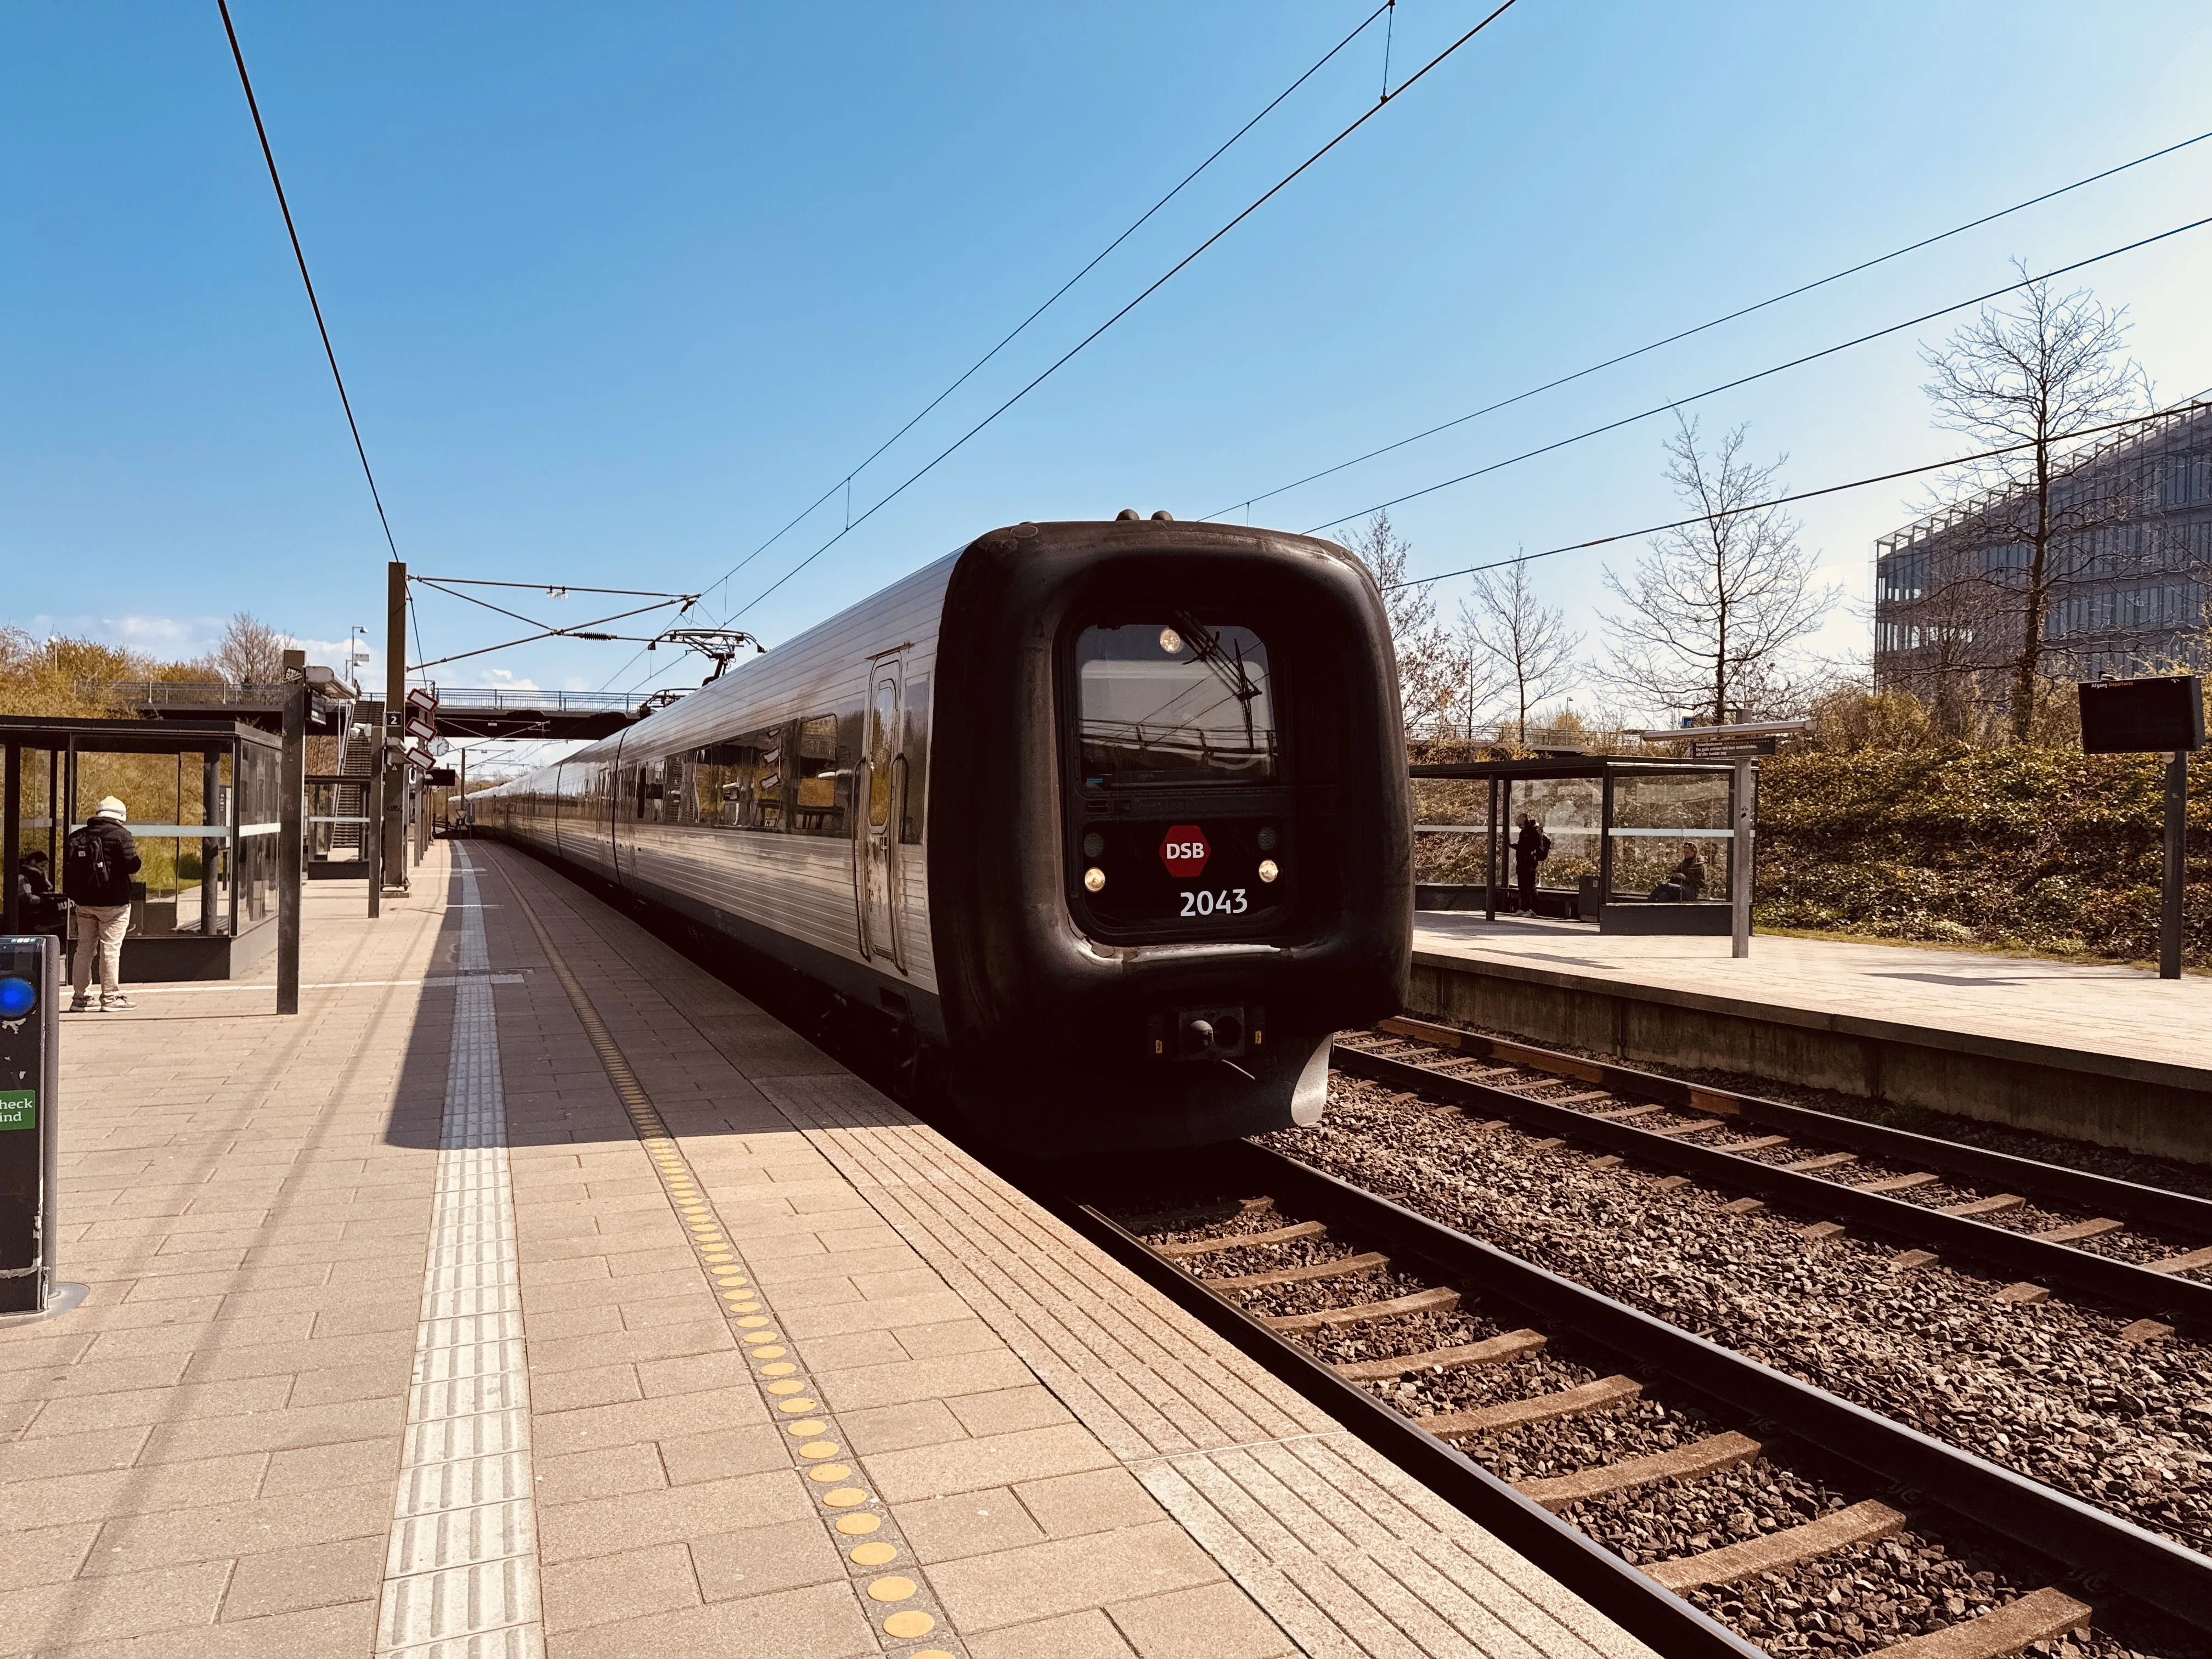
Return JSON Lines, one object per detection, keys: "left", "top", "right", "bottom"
{"left": 693, "top": 1, "right": 1397, "bottom": 618}
{"left": 1380, "top": 398, "right": 2212, "bottom": 593}
{"left": 214, "top": 0, "right": 400, "bottom": 563}
{"left": 715, "top": 0, "right": 1526, "bottom": 640}
{"left": 1301, "top": 210, "right": 2212, "bottom": 534}
{"left": 1207, "top": 126, "right": 2212, "bottom": 523}
{"left": 411, "top": 596, "right": 701, "bottom": 673}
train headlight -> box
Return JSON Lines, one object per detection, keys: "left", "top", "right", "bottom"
{"left": 1257, "top": 859, "right": 1279, "bottom": 884}
{"left": 1158, "top": 627, "right": 1182, "bottom": 654}
{"left": 1081, "top": 831, "right": 1105, "bottom": 859}
{"left": 1083, "top": 866, "right": 1107, "bottom": 893}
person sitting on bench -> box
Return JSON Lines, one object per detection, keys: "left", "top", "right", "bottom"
{"left": 1649, "top": 842, "right": 1708, "bottom": 902}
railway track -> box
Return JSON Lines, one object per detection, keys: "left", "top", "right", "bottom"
{"left": 1053, "top": 1139, "right": 2212, "bottom": 1659}
{"left": 1336, "top": 1017, "right": 2212, "bottom": 1331}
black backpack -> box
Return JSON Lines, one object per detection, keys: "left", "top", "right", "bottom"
{"left": 63, "top": 823, "right": 114, "bottom": 900}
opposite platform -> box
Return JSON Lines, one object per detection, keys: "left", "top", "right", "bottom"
{"left": 0, "top": 839, "right": 1656, "bottom": 1659}
{"left": 1411, "top": 912, "right": 2212, "bottom": 1161}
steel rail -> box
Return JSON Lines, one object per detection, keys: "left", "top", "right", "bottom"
{"left": 1335, "top": 1041, "right": 2212, "bottom": 1328}
{"left": 1082, "top": 1138, "right": 2212, "bottom": 1630}
{"left": 1370, "top": 1015, "right": 2212, "bottom": 1239}
{"left": 1041, "top": 1187, "right": 1767, "bottom": 1659}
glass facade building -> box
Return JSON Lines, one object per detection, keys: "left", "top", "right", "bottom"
{"left": 1874, "top": 405, "right": 2210, "bottom": 698}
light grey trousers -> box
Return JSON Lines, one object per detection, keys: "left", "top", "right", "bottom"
{"left": 71, "top": 904, "right": 130, "bottom": 1001}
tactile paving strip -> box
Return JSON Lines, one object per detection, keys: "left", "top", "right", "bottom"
{"left": 375, "top": 845, "right": 547, "bottom": 1658}
{"left": 501, "top": 865, "right": 966, "bottom": 1659}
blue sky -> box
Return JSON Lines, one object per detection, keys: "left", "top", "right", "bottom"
{"left": 8, "top": 1, "right": 2212, "bottom": 747}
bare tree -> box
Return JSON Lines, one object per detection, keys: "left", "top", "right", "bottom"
{"left": 212, "top": 612, "right": 292, "bottom": 685}
{"left": 1600, "top": 416, "right": 1835, "bottom": 725}
{"left": 1460, "top": 552, "right": 1581, "bottom": 742}
{"left": 1340, "top": 510, "right": 1458, "bottom": 737}
{"left": 1920, "top": 269, "right": 2149, "bottom": 740}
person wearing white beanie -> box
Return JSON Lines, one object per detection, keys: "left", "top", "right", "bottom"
{"left": 64, "top": 797, "right": 140, "bottom": 1011}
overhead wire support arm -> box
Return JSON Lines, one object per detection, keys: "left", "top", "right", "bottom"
{"left": 726, "top": 0, "right": 1526, "bottom": 624}
{"left": 415, "top": 577, "right": 703, "bottom": 600}
{"left": 408, "top": 596, "right": 699, "bottom": 673}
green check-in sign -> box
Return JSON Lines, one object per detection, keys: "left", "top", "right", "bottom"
{"left": 0, "top": 1091, "right": 33, "bottom": 1132}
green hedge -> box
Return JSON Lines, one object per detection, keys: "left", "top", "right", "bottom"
{"left": 1753, "top": 747, "right": 2209, "bottom": 965}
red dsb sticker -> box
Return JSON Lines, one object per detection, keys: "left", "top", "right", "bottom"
{"left": 1159, "top": 825, "right": 1210, "bottom": 877}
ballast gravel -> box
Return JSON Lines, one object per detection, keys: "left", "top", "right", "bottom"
{"left": 1124, "top": 1192, "right": 2184, "bottom": 1658}
{"left": 1263, "top": 1076, "right": 2212, "bottom": 1558}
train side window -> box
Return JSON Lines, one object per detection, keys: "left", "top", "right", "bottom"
{"left": 900, "top": 673, "right": 929, "bottom": 845}
{"left": 691, "top": 728, "right": 787, "bottom": 830}
{"left": 664, "top": 755, "right": 692, "bottom": 826}
{"left": 792, "top": 713, "right": 848, "bottom": 837}
{"left": 636, "top": 761, "right": 664, "bottom": 822}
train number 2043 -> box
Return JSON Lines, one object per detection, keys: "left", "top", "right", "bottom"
{"left": 1178, "top": 888, "right": 1249, "bottom": 917}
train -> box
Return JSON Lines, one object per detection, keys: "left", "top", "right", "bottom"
{"left": 473, "top": 514, "right": 1412, "bottom": 1153}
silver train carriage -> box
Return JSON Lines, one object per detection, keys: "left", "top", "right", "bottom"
{"left": 474, "top": 516, "right": 1411, "bottom": 1153}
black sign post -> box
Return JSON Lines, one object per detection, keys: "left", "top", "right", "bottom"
{"left": 0, "top": 935, "right": 60, "bottom": 1317}
{"left": 2079, "top": 675, "right": 2204, "bottom": 981}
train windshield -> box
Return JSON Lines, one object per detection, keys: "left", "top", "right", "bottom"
{"left": 1076, "top": 623, "right": 1276, "bottom": 786}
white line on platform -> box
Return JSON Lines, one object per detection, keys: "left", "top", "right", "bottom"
{"left": 375, "top": 845, "right": 545, "bottom": 1658}
{"left": 112, "top": 975, "right": 527, "bottom": 996}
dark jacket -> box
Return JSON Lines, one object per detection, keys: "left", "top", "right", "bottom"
{"left": 64, "top": 817, "right": 140, "bottom": 908}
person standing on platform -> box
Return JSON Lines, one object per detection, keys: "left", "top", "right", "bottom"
{"left": 64, "top": 796, "right": 139, "bottom": 1012}
{"left": 1513, "top": 813, "right": 1550, "bottom": 915}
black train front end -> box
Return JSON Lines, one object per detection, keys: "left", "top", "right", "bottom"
{"left": 929, "top": 517, "right": 1410, "bottom": 1154}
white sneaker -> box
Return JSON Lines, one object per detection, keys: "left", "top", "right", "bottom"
{"left": 100, "top": 995, "right": 134, "bottom": 1012}
{"left": 69, "top": 995, "right": 94, "bottom": 1013}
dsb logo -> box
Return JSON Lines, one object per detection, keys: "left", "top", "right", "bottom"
{"left": 1159, "top": 825, "right": 1210, "bottom": 877}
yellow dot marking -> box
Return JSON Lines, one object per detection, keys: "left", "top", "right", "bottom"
{"left": 733, "top": 1314, "right": 769, "bottom": 1327}
{"left": 766, "top": 1380, "right": 806, "bottom": 1395}
{"left": 798, "top": 1441, "right": 839, "bottom": 1458}
{"left": 760, "top": 1362, "right": 797, "bottom": 1376}
{"left": 910, "top": 1651, "right": 957, "bottom": 1659}
{"left": 849, "top": 1541, "right": 898, "bottom": 1567}
{"left": 701, "top": 1252, "right": 733, "bottom": 1262}
{"left": 742, "top": 1333, "right": 781, "bottom": 1347}
{"left": 834, "top": 1513, "right": 881, "bottom": 1535}
{"left": 807, "top": 1463, "right": 852, "bottom": 1482}
{"left": 752, "top": 1345, "right": 788, "bottom": 1360}
{"left": 777, "top": 1398, "right": 819, "bottom": 1414}
{"left": 786, "top": 1420, "right": 827, "bottom": 1437}
{"left": 821, "top": 1488, "right": 868, "bottom": 1508}
{"left": 866, "top": 1575, "right": 918, "bottom": 1603}
{"left": 712, "top": 1272, "right": 749, "bottom": 1284}
{"left": 882, "top": 1610, "right": 935, "bottom": 1639}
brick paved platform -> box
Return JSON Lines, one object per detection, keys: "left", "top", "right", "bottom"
{"left": 0, "top": 841, "right": 1655, "bottom": 1658}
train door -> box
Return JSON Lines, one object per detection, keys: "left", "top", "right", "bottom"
{"left": 856, "top": 656, "right": 906, "bottom": 972}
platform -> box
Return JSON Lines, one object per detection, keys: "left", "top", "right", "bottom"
{"left": 1412, "top": 913, "right": 2212, "bottom": 1164}
{"left": 0, "top": 841, "right": 1654, "bottom": 1659}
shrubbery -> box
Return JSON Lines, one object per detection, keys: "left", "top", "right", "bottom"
{"left": 1754, "top": 744, "right": 2208, "bottom": 966}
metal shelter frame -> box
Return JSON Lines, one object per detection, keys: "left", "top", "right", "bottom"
{"left": 1408, "top": 754, "right": 1751, "bottom": 945}
{"left": 1, "top": 711, "right": 305, "bottom": 1010}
